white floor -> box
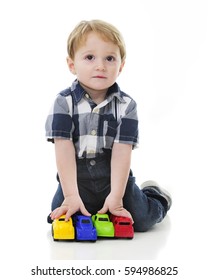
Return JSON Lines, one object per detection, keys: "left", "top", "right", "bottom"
{"left": 45, "top": 215, "right": 172, "bottom": 260}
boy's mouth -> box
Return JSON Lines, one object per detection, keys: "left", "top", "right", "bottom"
{"left": 93, "top": 75, "right": 107, "bottom": 79}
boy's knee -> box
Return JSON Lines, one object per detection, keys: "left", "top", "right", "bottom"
{"left": 133, "top": 222, "right": 152, "bottom": 232}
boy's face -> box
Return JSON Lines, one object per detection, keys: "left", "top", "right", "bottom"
{"left": 67, "top": 32, "right": 125, "bottom": 95}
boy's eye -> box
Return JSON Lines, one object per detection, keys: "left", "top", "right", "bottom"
{"left": 85, "top": 55, "right": 94, "bottom": 61}
{"left": 106, "top": 56, "right": 115, "bottom": 62}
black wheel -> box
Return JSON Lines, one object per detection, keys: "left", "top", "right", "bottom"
{"left": 52, "top": 226, "right": 58, "bottom": 241}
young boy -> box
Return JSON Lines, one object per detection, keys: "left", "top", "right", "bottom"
{"left": 45, "top": 19, "right": 172, "bottom": 232}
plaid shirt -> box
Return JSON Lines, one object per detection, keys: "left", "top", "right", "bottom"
{"left": 45, "top": 80, "right": 139, "bottom": 158}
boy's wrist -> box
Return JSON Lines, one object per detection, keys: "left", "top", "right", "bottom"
{"left": 63, "top": 187, "right": 79, "bottom": 198}
{"left": 109, "top": 191, "right": 123, "bottom": 200}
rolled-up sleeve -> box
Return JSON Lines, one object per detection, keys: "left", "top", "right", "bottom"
{"left": 45, "top": 95, "right": 73, "bottom": 142}
{"left": 114, "top": 99, "right": 139, "bottom": 148}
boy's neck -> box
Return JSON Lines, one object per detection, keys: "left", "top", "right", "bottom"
{"left": 80, "top": 82, "right": 107, "bottom": 104}
{"left": 88, "top": 93, "right": 106, "bottom": 104}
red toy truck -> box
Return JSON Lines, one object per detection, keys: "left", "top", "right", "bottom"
{"left": 110, "top": 215, "right": 134, "bottom": 239}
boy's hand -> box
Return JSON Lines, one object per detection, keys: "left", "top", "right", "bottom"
{"left": 98, "top": 193, "right": 134, "bottom": 223}
{"left": 50, "top": 194, "right": 91, "bottom": 221}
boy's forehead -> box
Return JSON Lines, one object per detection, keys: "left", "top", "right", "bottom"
{"left": 77, "top": 32, "right": 119, "bottom": 53}
{"left": 79, "top": 31, "right": 113, "bottom": 46}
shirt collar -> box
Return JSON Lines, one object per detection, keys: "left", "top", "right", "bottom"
{"left": 70, "top": 80, "right": 85, "bottom": 103}
{"left": 71, "top": 80, "right": 126, "bottom": 104}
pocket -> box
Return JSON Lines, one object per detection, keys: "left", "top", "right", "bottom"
{"left": 103, "top": 120, "right": 118, "bottom": 138}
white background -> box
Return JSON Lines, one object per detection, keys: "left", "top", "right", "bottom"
{"left": 0, "top": 0, "right": 207, "bottom": 279}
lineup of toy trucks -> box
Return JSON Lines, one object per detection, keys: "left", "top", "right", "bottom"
{"left": 52, "top": 213, "right": 134, "bottom": 241}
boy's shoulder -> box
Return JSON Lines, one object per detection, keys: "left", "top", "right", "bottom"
{"left": 110, "top": 83, "right": 137, "bottom": 104}
{"left": 120, "top": 90, "right": 134, "bottom": 100}
{"left": 118, "top": 89, "right": 137, "bottom": 107}
{"left": 57, "top": 81, "right": 85, "bottom": 103}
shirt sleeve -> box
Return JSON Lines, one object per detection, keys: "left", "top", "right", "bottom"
{"left": 45, "top": 94, "right": 73, "bottom": 143}
{"left": 114, "top": 99, "right": 139, "bottom": 148}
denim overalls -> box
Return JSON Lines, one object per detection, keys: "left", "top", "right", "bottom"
{"left": 51, "top": 152, "right": 168, "bottom": 232}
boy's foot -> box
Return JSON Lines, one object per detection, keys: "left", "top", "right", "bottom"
{"left": 141, "top": 180, "right": 172, "bottom": 211}
{"left": 47, "top": 214, "right": 53, "bottom": 224}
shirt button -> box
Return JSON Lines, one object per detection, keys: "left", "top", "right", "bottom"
{"left": 85, "top": 93, "right": 90, "bottom": 99}
{"left": 91, "top": 129, "right": 97, "bottom": 136}
{"left": 87, "top": 150, "right": 95, "bottom": 154}
{"left": 93, "top": 108, "right": 99, "bottom": 114}
{"left": 90, "top": 160, "right": 96, "bottom": 166}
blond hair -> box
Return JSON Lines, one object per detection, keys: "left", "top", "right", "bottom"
{"left": 67, "top": 19, "right": 126, "bottom": 62}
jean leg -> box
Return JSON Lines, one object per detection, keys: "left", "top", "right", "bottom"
{"left": 51, "top": 183, "right": 64, "bottom": 211}
{"left": 123, "top": 176, "right": 166, "bottom": 232}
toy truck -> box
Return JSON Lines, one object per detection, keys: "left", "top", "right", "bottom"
{"left": 92, "top": 213, "right": 114, "bottom": 237}
{"left": 74, "top": 215, "right": 97, "bottom": 241}
{"left": 110, "top": 215, "right": 134, "bottom": 239}
{"left": 52, "top": 215, "right": 75, "bottom": 241}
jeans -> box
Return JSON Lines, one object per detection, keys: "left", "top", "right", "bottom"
{"left": 51, "top": 153, "right": 167, "bottom": 232}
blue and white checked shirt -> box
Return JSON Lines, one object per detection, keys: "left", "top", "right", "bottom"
{"left": 45, "top": 80, "right": 139, "bottom": 158}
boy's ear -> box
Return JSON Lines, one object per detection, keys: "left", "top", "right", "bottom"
{"left": 118, "top": 61, "right": 125, "bottom": 75}
{"left": 66, "top": 57, "right": 76, "bottom": 75}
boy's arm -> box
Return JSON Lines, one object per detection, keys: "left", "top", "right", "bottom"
{"left": 50, "top": 139, "right": 90, "bottom": 221}
{"left": 98, "top": 143, "right": 133, "bottom": 221}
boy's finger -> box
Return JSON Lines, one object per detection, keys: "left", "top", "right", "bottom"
{"left": 114, "top": 210, "right": 134, "bottom": 223}
{"left": 50, "top": 208, "right": 60, "bottom": 219}
{"left": 97, "top": 205, "right": 108, "bottom": 214}
{"left": 52, "top": 206, "right": 67, "bottom": 219}
{"left": 80, "top": 204, "right": 91, "bottom": 216}
{"left": 65, "top": 210, "right": 72, "bottom": 221}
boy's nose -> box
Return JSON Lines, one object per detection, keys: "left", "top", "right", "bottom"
{"left": 96, "top": 60, "right": 105, "bottom": 71}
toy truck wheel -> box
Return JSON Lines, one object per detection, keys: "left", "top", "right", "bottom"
{"left": 52, "top": 226, "right": 58, "bottom": 241}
